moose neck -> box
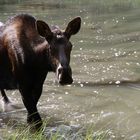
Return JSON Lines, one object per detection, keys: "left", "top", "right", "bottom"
{"left": 45, "top": 47, "right": 54, "bottom": 72}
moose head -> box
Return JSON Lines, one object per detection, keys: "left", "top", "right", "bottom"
{"left": 36, "top": 17, "right": 81, "bottom": 85}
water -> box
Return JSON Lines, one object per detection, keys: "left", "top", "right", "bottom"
{"left": 0, "top": 0, "right": 140, "bottom": 139}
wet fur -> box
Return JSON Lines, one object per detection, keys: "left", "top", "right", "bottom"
{"left": 0, "top": 14, "right": 81, "bottom": 129}
{"left": 0, "top": 14, "right": 53, "bottom": 128}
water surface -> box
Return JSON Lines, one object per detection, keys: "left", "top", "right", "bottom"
{"left": 0, "top": 0, "right": 140, "bottom": 139}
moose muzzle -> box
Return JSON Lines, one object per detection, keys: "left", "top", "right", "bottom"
{"left": 57, "top": 64, "right": 73, "bottom": 85}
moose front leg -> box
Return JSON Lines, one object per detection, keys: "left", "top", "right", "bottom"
{"left": 19, "top": 86, "right": 42, "bottom": 129}
{"left": 32, "top": 83, "right": 43, "bottom": 106}
{"left": 1, "top": 89, "right": 10, "bottom": 104}
{"left": 1, "top": 89, "right": 12, "bottom": 112}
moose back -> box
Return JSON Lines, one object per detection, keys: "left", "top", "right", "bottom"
{"left": 0, "top": 14, "right": 81, "bottom": 129}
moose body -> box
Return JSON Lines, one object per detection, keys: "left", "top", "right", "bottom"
{"left": 0, "top": 14, "right": 81, "bottom": 129}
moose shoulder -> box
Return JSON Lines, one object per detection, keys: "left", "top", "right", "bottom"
{"left": 0, "top": 14, "right": 81, "bottom": 129}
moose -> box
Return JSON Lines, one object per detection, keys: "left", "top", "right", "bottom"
{"left": 0, "top": 14, "right": 81, "bottom": 129}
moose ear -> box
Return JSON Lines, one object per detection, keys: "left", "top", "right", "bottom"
{"left": 65, "top": 17, "right": 81, "bottom": 39}
{"left": 36, "top": 20, "right": 53, "bottom": 41}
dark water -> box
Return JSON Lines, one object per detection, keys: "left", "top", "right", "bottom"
{"left": 0, "top": 0, "right": 140, "bottom": 139}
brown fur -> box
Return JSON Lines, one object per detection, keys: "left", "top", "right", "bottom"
{"left": 0, "top": 14, "right": 81, "bottom": 129}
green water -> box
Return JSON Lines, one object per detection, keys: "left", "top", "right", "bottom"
{"left": 0, "top": 0, "right": 140, "bottom": 139}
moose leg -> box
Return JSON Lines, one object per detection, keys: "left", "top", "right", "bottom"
{"left": 32, "top": 84, "right": 43, "bottom": 106}
{"left": 19, "top": 86, "right": 42, "bottom": 129}
{"left": 33, "top": 72, "right": 47, "bottom": 106}
{"left": 1, "top": 89, "right": 10, "bottom": 104}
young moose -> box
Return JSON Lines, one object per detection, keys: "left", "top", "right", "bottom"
{"left": 0, "top": 14, "right": 81, "bottom": 129}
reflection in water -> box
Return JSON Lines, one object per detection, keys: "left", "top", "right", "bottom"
{"left": 0, "top": 0, "right": 140, "bottom": 139}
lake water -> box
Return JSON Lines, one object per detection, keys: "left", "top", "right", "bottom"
{"left": 0, "top": 0, "right": 140, "bottom": 139}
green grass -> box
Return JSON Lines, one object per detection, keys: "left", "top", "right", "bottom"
{"left": 8, "top": 129, "right": 45, "bottom": 140}
{"left": 1, "top": 122, "right": 109, "bottom": 140}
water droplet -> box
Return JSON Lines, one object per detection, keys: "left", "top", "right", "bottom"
{"left": 93, "top": 90, "right": 98, "bottom": 94}
{"left": 134, "top": 51, "right": 137, "bottom": 54}
{"left": 122, "top": 17, "right": 125, "bottom": 20}
{"left": 126, "top": 62, "right": 130, "bottom": 65}
{"left": 101, "top": 111, "right": 104, "bottom": 114}
{"left": 58, "top": 97, "right": 62, "bottom": 100}
{"left": 115, "top": 81, "right": 120, "bottom": 84}
{"left": 78, "top": 81, "right": 81, "bottom": 84}
{"left": 79, "top": 40, "right": 83, "bottom": 43}
{"left": 80, "top": 84, "right": 84, "bottom": 87}
{"left": 65, "top": 92, "right": 69, "bottom": 95}
{"left": 115, "top": 53, "right": 119, "bottom": 56}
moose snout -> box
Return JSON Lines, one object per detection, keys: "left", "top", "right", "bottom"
{"left": 57, "top": 64, "right": 73, "bottom": 85}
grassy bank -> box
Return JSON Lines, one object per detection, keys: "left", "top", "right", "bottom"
{"left": 1, "top": 122, "right": 108, "bottom": 140}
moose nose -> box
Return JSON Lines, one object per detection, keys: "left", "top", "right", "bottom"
{"left": 57, "top": 65, "right": 73, "bottom": 85}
